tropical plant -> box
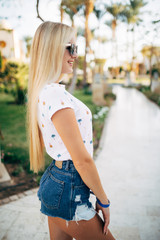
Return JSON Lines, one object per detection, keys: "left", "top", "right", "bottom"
{"left": 122, "top": 0, "right": 147, "bottom": 67}
{"left": 60, "top": 0, "right": 81, "bottom": 26}
{"left": 92, "top": 3, "right": 109, "bottom": 76}
{"left": 82, "top": 0, "right": 95, "bottom": 86}
{"left": 141, "top": 45, "right": 160, "bottom": 88}
{"left": 139, "top": 10, "right": 160, "bottom": 88}
{"left": 104, "top": 2, "right": 125, "bottom": 74}
{"left": 1, "top": 61, "right": 28, "bottom": 104}
{"left": 93, "top": 2, "right": 106, "bottom": 38}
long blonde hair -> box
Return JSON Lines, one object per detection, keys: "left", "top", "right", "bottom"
{"left": 26, "top": 21, "right": 76, "bottom": 173}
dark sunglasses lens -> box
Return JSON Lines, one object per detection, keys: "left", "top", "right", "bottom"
{"left": 71, "top": 46, "right": 74, "bottom": 55}
{"left": 66, "top": 44, "right": 77, "bottom": 55}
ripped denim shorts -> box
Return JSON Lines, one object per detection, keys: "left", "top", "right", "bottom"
{"left": 37, "top": 159, "right": 96, "bottom": 222}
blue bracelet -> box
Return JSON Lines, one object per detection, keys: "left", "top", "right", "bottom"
{"left": 96, "top": 198, "right": 110, "bottom": 208}
{"left": 90, "top": 191, "right": 110, "bottom": 208}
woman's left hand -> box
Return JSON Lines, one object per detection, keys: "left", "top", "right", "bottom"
{"left": 96, "top": 201, "right": 110, "bottom": 235}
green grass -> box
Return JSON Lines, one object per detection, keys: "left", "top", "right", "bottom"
{"left": 0, "top": 93, "right": 29, "bottom": 169}
{"left": 136, "top": 85, "right": 160, "bottom": 107}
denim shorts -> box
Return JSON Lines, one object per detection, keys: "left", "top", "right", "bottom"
{"left": 37, "top": 159, "right": 96, "bottom": 221}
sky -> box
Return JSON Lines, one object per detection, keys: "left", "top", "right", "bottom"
{"left": 0, "top": 0, "right": 160, "bottom": 68}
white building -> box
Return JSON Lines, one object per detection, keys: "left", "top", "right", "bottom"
{"left": 0, "top": 19, "right": 25, "bottom": 61}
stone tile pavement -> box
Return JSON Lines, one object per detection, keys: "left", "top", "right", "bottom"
{"left": 0, "top": 189, "right": 49, "bottom": 240}
{"left": 0, "top": 86, "right": 160, "bottom": 239}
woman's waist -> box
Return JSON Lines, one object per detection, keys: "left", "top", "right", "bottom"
{"left": 48, "top": 159, "right": 77, "bottom": 173}
{"left": 41, "top": 159, "right": 85, "bottom": 187}
{"left": 54, "top": 159, "right": 75, "bottom": 171}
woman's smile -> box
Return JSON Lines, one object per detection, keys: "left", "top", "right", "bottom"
{"left": 67, "top": 60, "right": 74, "bottom": 67}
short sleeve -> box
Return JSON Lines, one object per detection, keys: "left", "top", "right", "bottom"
{"left": 46, "top": 87, "right": 74, "bottom": 120}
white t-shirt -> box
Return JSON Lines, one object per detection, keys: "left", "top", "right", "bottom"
{"left": 37, "top": 82, "right": 93, "bottom": 161}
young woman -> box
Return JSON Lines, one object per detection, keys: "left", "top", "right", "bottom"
{"left": 27, "top": 21, "right": 115, "bottom": 240}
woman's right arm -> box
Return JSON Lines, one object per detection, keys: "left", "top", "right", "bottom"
{"left": 51, "top": 108, "right": 110, "bottom": 233}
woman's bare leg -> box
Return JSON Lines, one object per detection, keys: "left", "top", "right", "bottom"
{"left": 48, "top": 217, "right": 73, "bottom": 240}
{"left": 48, "top": 214, "right": 115, "bottom": 240}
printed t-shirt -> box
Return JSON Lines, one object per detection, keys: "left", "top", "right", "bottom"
{"left": 37, "top": 82, "right": 93, "bottom": 161}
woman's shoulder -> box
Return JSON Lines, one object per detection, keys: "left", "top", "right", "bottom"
{"left": 39, "top": 82, "right": 72, "bottom": 106}
{"left": 40, "top": 83, "right": 65, "bottom": 97}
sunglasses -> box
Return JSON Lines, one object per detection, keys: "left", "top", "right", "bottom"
{"left": 66, "top": 43, "right": 78, "bottom": 56}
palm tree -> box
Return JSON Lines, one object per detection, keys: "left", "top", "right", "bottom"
{"left": 60, "top": 0, "right": 82, "bottom": 26}
{"left": 122, "top": 0, "right": 147, "bottom": 67}
{"left": 82, "top": 0, "right": 95, "bottom": 86}
{"left": 93, "top": 4, "right": 107, "bottom": 48}
{"left": 89, "top": 6, "right": 108, "bottom": 79}
{"left": 141, "top": 45, "right": 160, "bottom": 88}
{"left": 104, "top": 2, "right": 125, "bottom": 76}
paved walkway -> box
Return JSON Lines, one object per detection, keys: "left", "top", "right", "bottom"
{"left": 0, "top": 86, "right": 160, "bottom": 240}
{"left": 96, "top": 86, "right": 160, "bottom": 240}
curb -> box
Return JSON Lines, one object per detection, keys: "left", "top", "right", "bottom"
{"left": 94, "top": 106, "right": 112, "bottom": 161}
{"left": 0, "top": 187, "right": 39, "bottom": 206}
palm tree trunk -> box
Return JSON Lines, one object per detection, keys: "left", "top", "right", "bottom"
{"left": 115, "top": 35, "right": 118, "bottom": 77}
{"left": 111, "top": 19, "right": 117, "bottom": 77}
{"left": 68, "top": 19, "right": 78, "bottom": 94}
{"left": 132, "top": 25, "right": 135, "bottom": 70}
{"left": 83, "top": 12, "right": 89, "bottom": 86}
{"left": 126, "top": 26, "right": 129, "bottom": 62}
{"left": 126, "top": 25, "right": 130, "bottom": 82}
{"left": 60, "top": 5, "right": 64, "bottom": 22}
{"left": 68, "top": 19, "right": 78, "bottom": 93}
{"left": 68, "top": 59, "right": 78, "bottom": 94}
{"left": 82, "top": 0, "right": 94, "bottom": 87}
{"left": 149, "top": 46, "right": 153, "bottom": 89}
{"left": 111, "top": 40, "right": 115, "bottom": 77}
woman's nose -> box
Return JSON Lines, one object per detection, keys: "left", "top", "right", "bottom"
{"left": 71, "top": 52, "right": 78, "bottom": 59}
